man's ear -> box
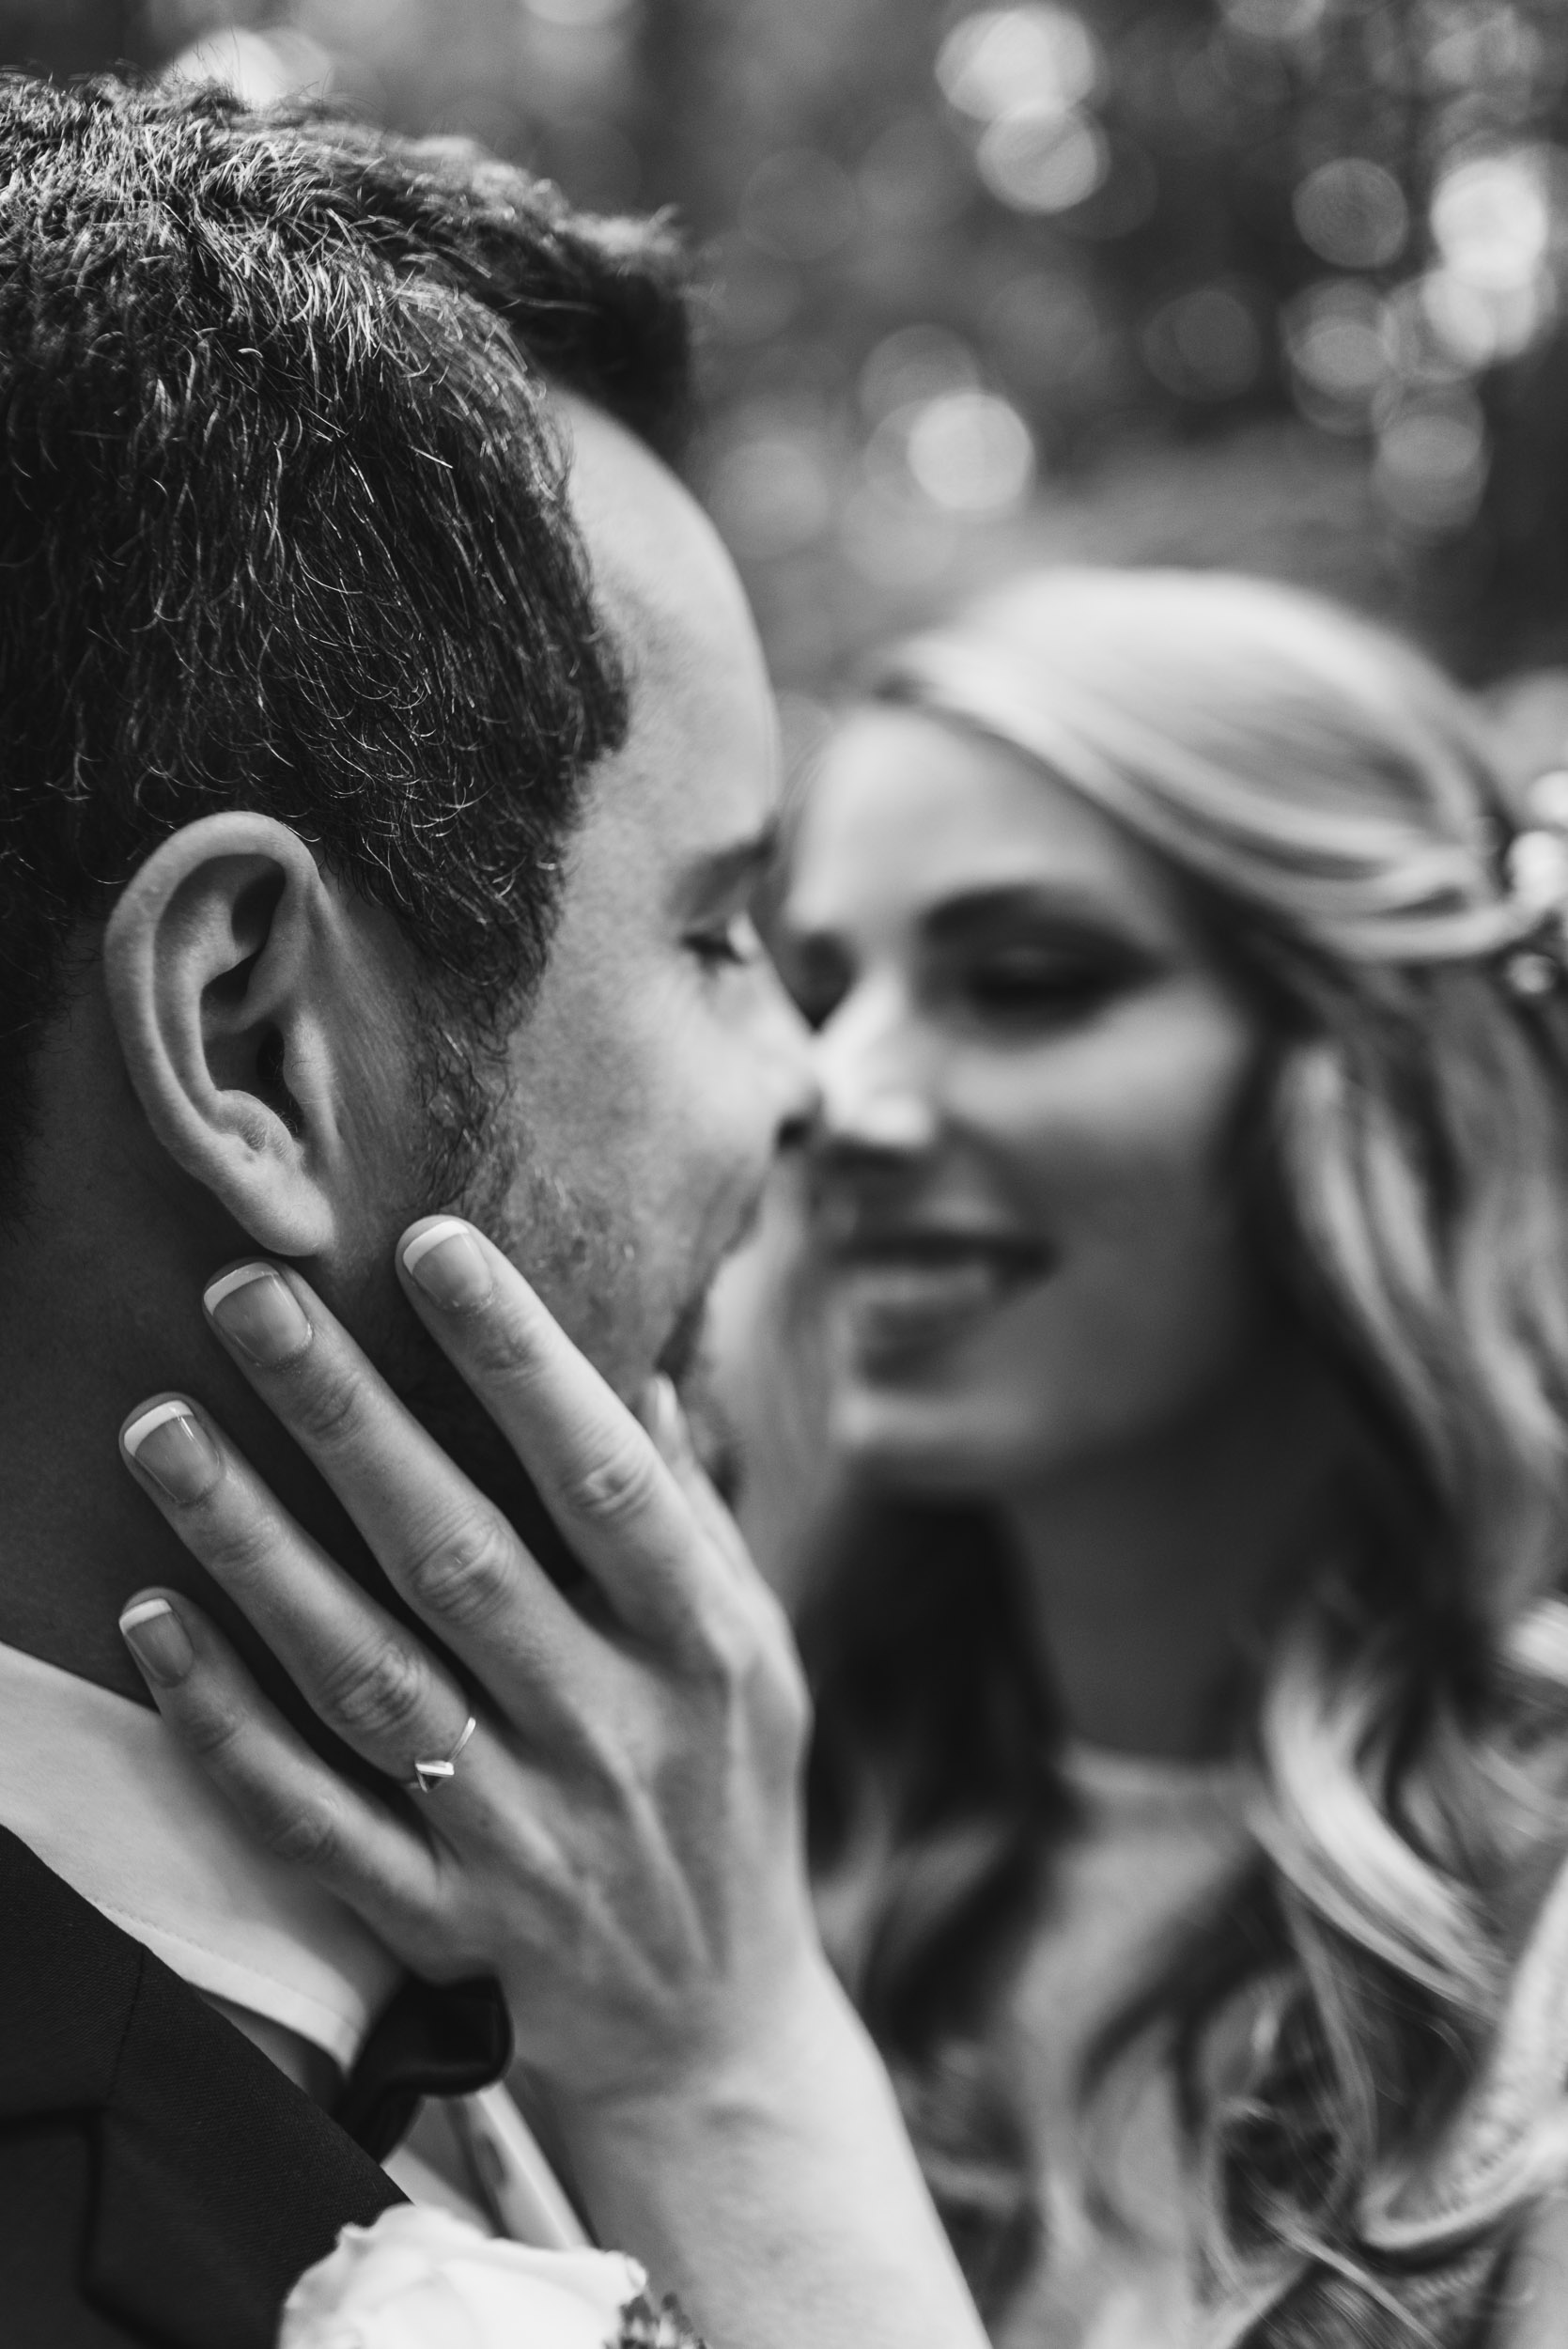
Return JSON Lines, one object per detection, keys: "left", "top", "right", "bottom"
{"left": 103, "top": 813, "right": 379, "bottom": 1257}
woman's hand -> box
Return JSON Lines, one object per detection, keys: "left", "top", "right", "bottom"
{"left": 116, "top": 1216, "right": 815, "bottom": 2109}
{"left": 115, "top": 1218, "right": 985, "bottom": 2349}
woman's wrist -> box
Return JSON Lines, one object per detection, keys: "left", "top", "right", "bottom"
{"left": 549, "top": 1957, "right": 986, "bottom": 2349}
{"left": 544, "top": 1941, "right": 849, "bottom": 2152}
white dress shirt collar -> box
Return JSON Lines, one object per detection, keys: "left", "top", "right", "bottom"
{"left": 0, "top": 1637, "right": 400, "bottom": 2071}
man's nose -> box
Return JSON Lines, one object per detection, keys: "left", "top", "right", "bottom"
{"left": 812, "top": 985, "right": 938, "bottom": 1159}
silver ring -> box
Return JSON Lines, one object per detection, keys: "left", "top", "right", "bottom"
{"left": 408, "top": 1712, "right": 477, "bottom": 1796}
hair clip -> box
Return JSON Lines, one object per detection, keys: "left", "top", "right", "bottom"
{"left": 1502, "top": 768, "right": 1568, "bottom": 1000}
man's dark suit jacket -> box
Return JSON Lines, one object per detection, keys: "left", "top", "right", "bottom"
{"left": 0, "top": 1826, "right": 509, "bottom": 2348}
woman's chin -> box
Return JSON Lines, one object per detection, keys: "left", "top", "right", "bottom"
{"left": 827, "top": 1376, "right": 1036, "bottom": 1497}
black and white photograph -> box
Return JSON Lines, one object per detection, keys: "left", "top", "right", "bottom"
{"left": 5, "top": 4, "right": 1568, "bottom": 2345}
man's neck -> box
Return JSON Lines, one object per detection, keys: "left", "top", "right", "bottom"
{"left": 0, "top": 1210, "right": 385, "bottom": 1704}
{"left": 0, "top": 1239, "right": 229, "bottom": 1699}
{"left": 0, "top": 981, "right": 373, "bottom": 1702}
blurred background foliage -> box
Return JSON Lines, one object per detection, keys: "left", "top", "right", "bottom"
{"left": 9, "top": 0, "right": 1568, "bottom": 717}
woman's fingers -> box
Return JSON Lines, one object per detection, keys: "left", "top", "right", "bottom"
{"left": 640, "top": 1375, "right": 752, "bottom": 1577}
{"left": 112, "top": 1238, "right": 827, "bottom": 2137}
{"left": 118, "top": 1391, "right": 508, "bottom": 1782}
{"left": 113, "top": 1583, "right": 452, "bottom": 1957}
{"left": 195, "top": 1265, "right": 589, "bottom": 1689}
{"left": 394, "top": 1219, "right": 737, "bottom": 1651}
{"left": 120, "top": 1209, "right": 755, "bottom": 1859}
{"left": 198, "top": 1230, "right": 737, "bottom": 1661}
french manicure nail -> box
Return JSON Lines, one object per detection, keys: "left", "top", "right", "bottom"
{"left": 122, "top": 1401, "right": 222, "bottom": 1506}
{"left": 647, "top": 1374, "right": 683, "bottom": 1451}
{"left": 204, "top": 1263, "right": 312, "bottom": 1366}
{"left": 118, "top": 1596, "right": 194, "bottom": 1688}
{"left": 401, "top": 1220, "right": 492, "bottom": 1312}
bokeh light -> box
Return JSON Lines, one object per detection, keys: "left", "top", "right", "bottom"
{"left": 169, "top": 24, "right": 333, "bottom": 103}
{"left": 903, "top": 389, "right": 1036, "bottom": 514}
{"left": 1282, "top": 279, "right": 1395, "bottom": 429}
{"left": 1429, "top": 265, "right": 1552, "bottom": 365}
{"left": 1374, "top": 394, "right": 1490, "bottom": 533}
{"left": 975, "top": 106, "right": 1107, "bottom": 213}
{"left": 936, "top": 6, "right": 1100, "bottom": 124}
{"left": 1420, "top": 4, "right": 1545, "bottom": 91}
{"left": 1431, "top": 148, "right": 1554, "bottom": 294}
{"left": 24, "top": 0, "right": 1568, "bottom": 678}
{"left": 1293, "top": 159, "right": 1409, "bottom": 272}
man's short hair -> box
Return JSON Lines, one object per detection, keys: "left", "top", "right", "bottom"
{"left": 0, "top": 72, "right": 694, "bottom": 1203}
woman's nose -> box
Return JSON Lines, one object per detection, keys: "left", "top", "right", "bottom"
{"left": 812, "top": 988, "right": 939, "bottom": 1158}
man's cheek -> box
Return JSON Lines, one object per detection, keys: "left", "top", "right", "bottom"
{"left": 559, "top": 1200, "right": 682, "bottom": 1398}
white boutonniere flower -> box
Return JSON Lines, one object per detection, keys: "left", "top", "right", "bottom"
{"left": 281, "top": 2206, "right": 703, "bottom": 2349}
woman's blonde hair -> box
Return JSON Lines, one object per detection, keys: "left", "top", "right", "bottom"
{"left": 804, "top": 568, "right": 1568, "bottom": 2343}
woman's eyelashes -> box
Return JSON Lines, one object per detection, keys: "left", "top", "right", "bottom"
{"left": 950, "top": 939, "right": 1141, "bottom": 1026}
{"left": 777, "top": 941, "right": 1145, "bottom": 1036}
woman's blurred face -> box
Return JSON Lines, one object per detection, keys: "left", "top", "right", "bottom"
{"left": 778, "top": 707, "right": 1280, "bottom": 1494}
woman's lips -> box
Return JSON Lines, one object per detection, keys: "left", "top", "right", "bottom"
{"left": 826, "top": 1235, "right": 1050, "bottom": 1363}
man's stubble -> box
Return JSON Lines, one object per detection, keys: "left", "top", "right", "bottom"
{"left": 363, "top": 998, "right": 708, "bottom": 1599}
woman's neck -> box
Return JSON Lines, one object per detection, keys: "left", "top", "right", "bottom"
{"left": 1006, "top": 1346, "right": 1352, "bottom": 1763}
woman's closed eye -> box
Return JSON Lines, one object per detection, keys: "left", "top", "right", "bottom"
{"left": 949, "top": 941, "right": 1145, "bottom": 1028}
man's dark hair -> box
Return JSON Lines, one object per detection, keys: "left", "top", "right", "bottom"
{"left": 0, "top": 72, "right": 694, "bottom": 1202}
